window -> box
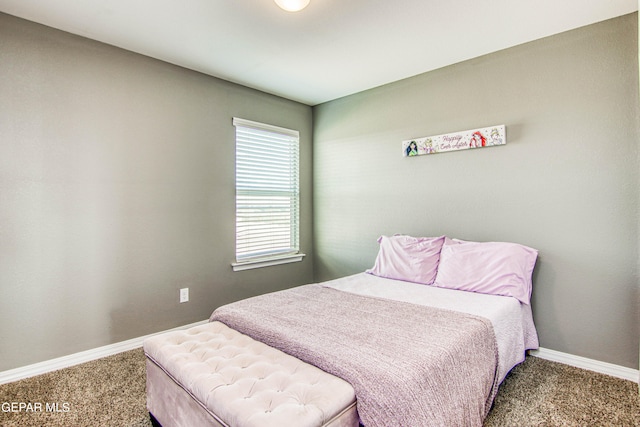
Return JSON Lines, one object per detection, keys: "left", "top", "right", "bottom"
{"left": 232, "top": 118, "right": 304, "bottom": 271}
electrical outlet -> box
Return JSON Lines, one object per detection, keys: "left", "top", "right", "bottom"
{"left": 179, "top": 288, "right": 189, "bottom": 303}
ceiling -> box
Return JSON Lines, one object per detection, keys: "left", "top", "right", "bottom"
{"left": 0, "top": 0, "right": 637, "bottom": 106}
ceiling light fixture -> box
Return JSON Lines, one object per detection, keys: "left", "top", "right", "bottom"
{"left": 274, "top": 0, "right": 310, "bottom": 12}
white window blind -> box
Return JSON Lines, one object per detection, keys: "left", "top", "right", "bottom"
{"left": 233, "top": 118, "right": 300, "bottom": 265}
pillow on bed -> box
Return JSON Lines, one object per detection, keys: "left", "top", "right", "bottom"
{"left": 366, "top": 235, "right": 446, "bottom": 285}
{"left": 433, "top": 240, "right": 538, "bottom": 304}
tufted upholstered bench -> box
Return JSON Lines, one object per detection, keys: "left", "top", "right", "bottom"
{"left": 143, "top": 321, "right": 358, "bottom": 427}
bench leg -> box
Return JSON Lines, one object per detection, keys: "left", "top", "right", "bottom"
{"left": 150, "top": 412, "right": 162, "bottom": 427}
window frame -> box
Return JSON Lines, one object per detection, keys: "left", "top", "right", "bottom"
{"left": 231, "top": 117, "right": 305, "bottom": 271}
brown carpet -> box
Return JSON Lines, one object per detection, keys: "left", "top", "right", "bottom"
{"left": 0, "top": 349, "right": 638, "bottom": 426}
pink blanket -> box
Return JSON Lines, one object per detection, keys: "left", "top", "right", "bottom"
{"left": 210, "top": 284, "right": 499, "bottom": 427}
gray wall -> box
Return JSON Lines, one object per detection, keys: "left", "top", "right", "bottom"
{"left": 0, "top": 13, "right": 314, "bottom": 371}
{"left": 313, "top": 14, "right": 639, "bottom": 369}
{"left": 1, "top": 10, "right": 638, "bottom": 374}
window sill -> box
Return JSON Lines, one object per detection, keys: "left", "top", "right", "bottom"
{"left": 231, "top": 253, "right": 306, "bottom": 272}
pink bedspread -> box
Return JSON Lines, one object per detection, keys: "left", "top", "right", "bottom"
{"left": 210, "top": 284, "right": 499, "bottom": 427}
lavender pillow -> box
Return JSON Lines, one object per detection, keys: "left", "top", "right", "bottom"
{"left": 433, "top": 240, "right": 538, "bottom": 304}
{"left": 366, "top": 235, "right": 446, "bottom": 285}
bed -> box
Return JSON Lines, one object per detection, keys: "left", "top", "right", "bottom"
{"left": 209, "top": 235, "right": 539, "bottom": 426}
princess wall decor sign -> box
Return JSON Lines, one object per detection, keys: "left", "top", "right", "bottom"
{"left": 402, "top": 125, "right": 506, "bottom": 157}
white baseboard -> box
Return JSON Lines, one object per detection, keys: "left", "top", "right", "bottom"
{"left": 530, "top": 347, "right": 639, "bottom": 383}
{"left": 2, "top": 329, "right": 637, "bottom": 386}
{"left": 0, "top": 320, "right": 209, "bottom": 385}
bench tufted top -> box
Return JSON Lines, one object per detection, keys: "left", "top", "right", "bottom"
{"left": 143, "top": 321, "right": 356, "bottom": 427}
